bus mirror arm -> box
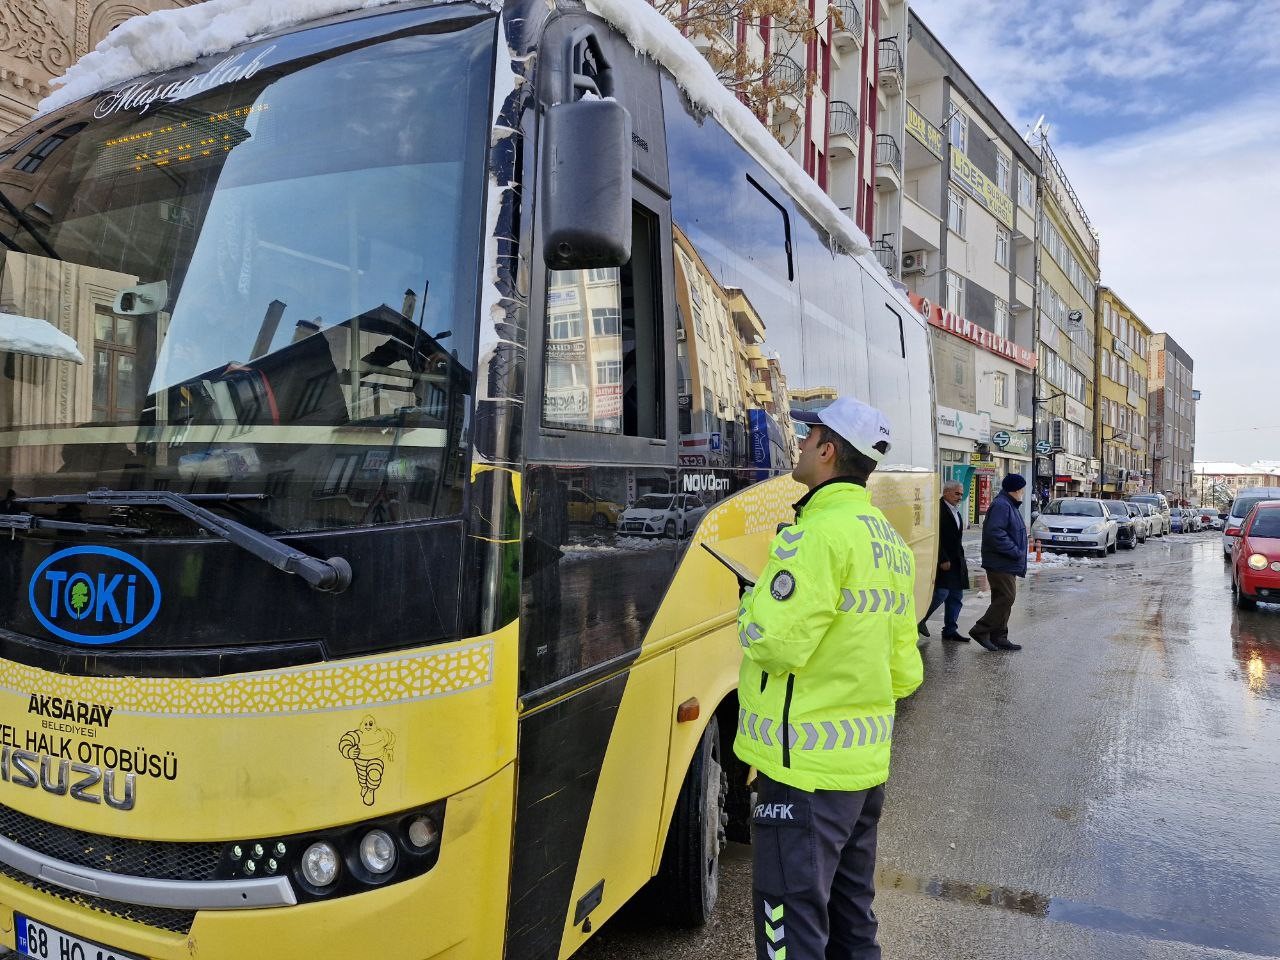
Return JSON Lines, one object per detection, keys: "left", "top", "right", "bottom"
{"left": 541, "top": 98, "right": 632, "bottom": 270}
{"left": 18, "top": 488, "right": 354, "bottom": 594}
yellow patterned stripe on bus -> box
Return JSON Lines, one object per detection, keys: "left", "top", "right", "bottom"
{"left": 0, "top": 639, "right": 494, "bottom": 717}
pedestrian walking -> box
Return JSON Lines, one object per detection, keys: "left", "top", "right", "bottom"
{"left": 736, "top": 396, "right": 924, "bottom": 960}
{"left": 969, "top": 473, "right": 1028, "bottom": 652}
{"left": 917, "top": 480, "right": 969, "bottom": 641}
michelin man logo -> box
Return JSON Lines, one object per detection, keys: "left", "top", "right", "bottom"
{"left": 338, "top": 715, "right": 396, "bottom": 806}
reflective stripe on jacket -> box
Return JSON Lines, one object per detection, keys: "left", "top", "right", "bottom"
{"left": 734, "top": 480, "right": 924, "bottom": 792}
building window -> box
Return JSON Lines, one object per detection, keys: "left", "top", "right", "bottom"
{"left": 591, "top": 307, "right": 621, "bottom": 337}
{"left": 992, "top": 371, "right": 1008, "bottom": 407}
{"left": 549, "top": 310, "right": 583, "bottom": 341}
{"left": 947, "top": 188, "right": 966, "bottom": 237}
{"left": 92, "top": 305, "right": 138, "bottom": 423}
{"left": 995, "top": 226, "right": 1010, "bottom": 268}
{"left": 997, "top": 153, "right": 1011, "bottom": 194}
{"left": 994, "top": 299, "right": 1010, "bottom": 339}
{"left": 948, "top": 109, "right": 968, "bottom": 152}
{"left": 946, "top": 271, "right": 964, "bottom": 316}
{"left": 14, "top": 122, "right": 86, "bottom": 174}
{"left": 1017, "top": 165, "right": 1034, "bottom": 208}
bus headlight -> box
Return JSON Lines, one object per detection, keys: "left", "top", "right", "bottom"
{"left": 407, "top": 815, "right": 440, "bottom": 849}
{"left": 359, "top": 830, "right": 397, "bottom": 875}
{"left": 301, "top": 841, "right": 341, "bottom": 887}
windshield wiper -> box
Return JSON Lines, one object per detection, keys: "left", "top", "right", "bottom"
{"left": 0, "top": 513, "right": 147, "bottom": 536}
{"left": 17, "top": 489, "right": 352, "bottom": 594}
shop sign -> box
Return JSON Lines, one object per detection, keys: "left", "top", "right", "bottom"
{"left": 906, "top": 103, "right": 944, "bottom": 160}
{"left": 547, "top": 340, "right": 586, "bottom": 359}
{"left": 936, "top": 405, "right": 990, "bottom": 442}
{"left": 1000, "top": 432, "right": 1031, "bottom": 456}
{"left": 950, "top": 146, "right": 1015, "bottom": 228}
{"left": 1063, "top": 397, "right": 1088, "bottom": 425}
{"left": 909, "top": 293, "right": 1036, "bottom": 369}
{"left": 969, "top": 454, "right": 998, "bottom": 470}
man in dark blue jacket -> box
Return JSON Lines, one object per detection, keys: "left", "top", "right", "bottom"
{"left": 971, "top": 474, "right": 1028, "bottom": 652}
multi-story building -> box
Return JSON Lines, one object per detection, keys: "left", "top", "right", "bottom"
{"left": 895, "top": 12, "right": 1038, "bottom": 515}
{"left": 869, "top": 0, "right": 907, "bottom": 275}
{"left": 0, "top": 1, "right": 203, "bottom": 137}
{"left": 1148, "top": 333, "right": 1196, "bottom": 504}
{"left": 678, "top": 0, "right": 882, "bottom": 240}
{"left": 1031, "top": 133, "right": 1101, "bottom": 499}
{"left": 1095, "top": 288, "right": 1151, "bottom": 497}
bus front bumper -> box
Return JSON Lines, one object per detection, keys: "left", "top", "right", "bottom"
{"left": 0, "top": 764, "right": 513, "bottom": 960}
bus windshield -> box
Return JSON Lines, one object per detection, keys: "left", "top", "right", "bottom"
{"left": 0, "top": 11, "right": 495, "bottom": 533}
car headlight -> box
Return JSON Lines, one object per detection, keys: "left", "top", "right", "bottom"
{"left": 1083, "top": 523, "right": 1104, "bottom": 534}
{"left": 1248, "top": 553, "right": 1269, "bottom": 570}
{"left": 301, "top": 841, "right": 340, "bottom": 887}
{"left": 1031, "top": 521, "right": 1047, "bottom": 533}
{"left": 358, "top": 829, "right": 397, "bottom": 875}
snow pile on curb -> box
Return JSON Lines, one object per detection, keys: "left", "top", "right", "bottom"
{"left": 1028, "top": 552, "right": 1094, "bottom": 570}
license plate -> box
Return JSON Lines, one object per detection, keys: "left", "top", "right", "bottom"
{"left": 1060, "top": 535, "right": 1077, "bottom": 542}
{"left": 14, "top": 914, "right": 142, "bottom": 960}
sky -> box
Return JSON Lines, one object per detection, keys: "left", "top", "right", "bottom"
{"left": 909, "top": 0, "right": 1280, "bottom": 465}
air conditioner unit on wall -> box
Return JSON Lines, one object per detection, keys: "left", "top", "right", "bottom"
{"left": 1049, "top": 418, "right": 1065, "bottom": 450}
{"left": 902, "top": 250, "right": 928, "bottom": 275}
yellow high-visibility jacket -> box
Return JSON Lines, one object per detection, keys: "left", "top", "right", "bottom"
{"left": 735, "top": 478, "right": 923, "bottom": 792}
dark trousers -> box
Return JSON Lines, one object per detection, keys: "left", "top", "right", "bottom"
{"left": 971, "top": 570, "right": 1018, "bottom": 642}
{"left": 752, "top": 773, "right": 885, "bottom": 960}
{"left": 921, "top": 585, "right": 963, "bottom": 635}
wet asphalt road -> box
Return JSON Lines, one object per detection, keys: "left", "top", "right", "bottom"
{"left": 579, "top": 529, "right": 1280, "bottom": 960}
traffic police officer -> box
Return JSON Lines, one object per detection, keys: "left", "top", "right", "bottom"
{"left": 736, "top": 397, "right": 923, "bottom": 960}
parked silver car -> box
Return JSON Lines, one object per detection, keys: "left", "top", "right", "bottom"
{"left": 1129, "top": 498, "right": 1168, "bottom": 537}
{"left": 1126, "top": 502, "right": 1151, "bottom": 543}
{"left": 1030, "top": 498, "right": 1119, "bottom": 557}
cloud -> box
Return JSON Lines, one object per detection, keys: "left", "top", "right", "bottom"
{"left": 1054, "top": 91, "right": 1280, "bottom": 463}
{"left": 910, "top": 0, "right": 1280, "bottom": 136}
{"left": 906, "top": 0, "right": 1280, "bottom": 462}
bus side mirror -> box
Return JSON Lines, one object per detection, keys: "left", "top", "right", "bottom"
{"left": 542, "top": 98, "right": 632, "bottom": 270}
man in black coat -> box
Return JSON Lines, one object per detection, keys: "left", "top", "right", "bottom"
{"left": 970, "top": 473, "right": 1029, "bottom": 652}
{"left": 917, "top": 480, "right": 970, "bottom": 642}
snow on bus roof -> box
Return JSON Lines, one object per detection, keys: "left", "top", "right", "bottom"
{"left": 36, "top": 0, "right": 487, "bottom": 118}
{"left": 584, "top": 0, "right": 871, "bottom": 257}
{"left": 38, "top": 0, "right": 873, "bottom": 260}
{"left": 0, "top": 314, "right": 86, "bottom": 364}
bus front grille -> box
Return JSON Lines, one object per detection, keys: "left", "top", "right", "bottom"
{"left": 0, "top": 860, "right": 196, "bottom": 935}
{"left": 0, "top": 802, "right": 223, "bottom": 881}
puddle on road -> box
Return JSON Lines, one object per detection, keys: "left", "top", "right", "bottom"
{"left": 877, "top": 865, "right": 1280, "bottom": 955}
{"left": 876, "top": 865, "right": 1048, "bottom": 916}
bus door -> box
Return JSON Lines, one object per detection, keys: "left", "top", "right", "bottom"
{"left": 508, "top": 15, "right": 682, "bottom": 959}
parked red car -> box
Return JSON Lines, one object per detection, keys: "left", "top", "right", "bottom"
{"left": 1231, "top": 501, "right": 1280, "bottom": 609}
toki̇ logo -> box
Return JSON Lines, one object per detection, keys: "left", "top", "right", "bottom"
{"left": 28, "top": 546, "right": 162, "bottom": 645}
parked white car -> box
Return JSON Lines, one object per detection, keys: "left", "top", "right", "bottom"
{"left": 1127, "top": 494, "right": 1170, "bottom": 537}
{"left": 617, "top": 493, "right": 707, "bottom": 538}
{"left": 1031, "top": 498, "right": 1119, "bottom": 557}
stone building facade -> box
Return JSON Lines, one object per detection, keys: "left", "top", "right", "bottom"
{"left": 0, "top": 1, "right": 202, "bottom": 138}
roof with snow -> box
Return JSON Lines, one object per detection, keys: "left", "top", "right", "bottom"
{"left": 1194, "top": 462, "right": 1269, "bottom": 475}
{"left": 0, "top": 314, "right": 85, "bottom": 364}
{"left": 37, "top": 0, "right": 873, "bottom": 262}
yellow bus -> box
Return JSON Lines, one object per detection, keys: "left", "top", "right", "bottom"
{"left": 0, "top": 0, "right": 937, "bottom": 957}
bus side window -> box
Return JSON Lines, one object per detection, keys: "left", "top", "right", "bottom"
{"left": 541, "top": 203, "right": 664, "bottom": 440}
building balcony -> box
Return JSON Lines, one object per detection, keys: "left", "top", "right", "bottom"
{"left": 877, "top": 38, "right": 903, "bottom": 93}
{"left": 873, "top": 234, "right": 898, "bottom": 275}
{"left": 875, "top": 133, "right": 902, "bottom": 189}
{"left": 832, "top": 0, "right": 864, "bottom": 50}
{"left": 828, "top": 99, "right": 859, "bottom": 157}
{"left": 768, "top": 53, "right": 805, "bottom": 91}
